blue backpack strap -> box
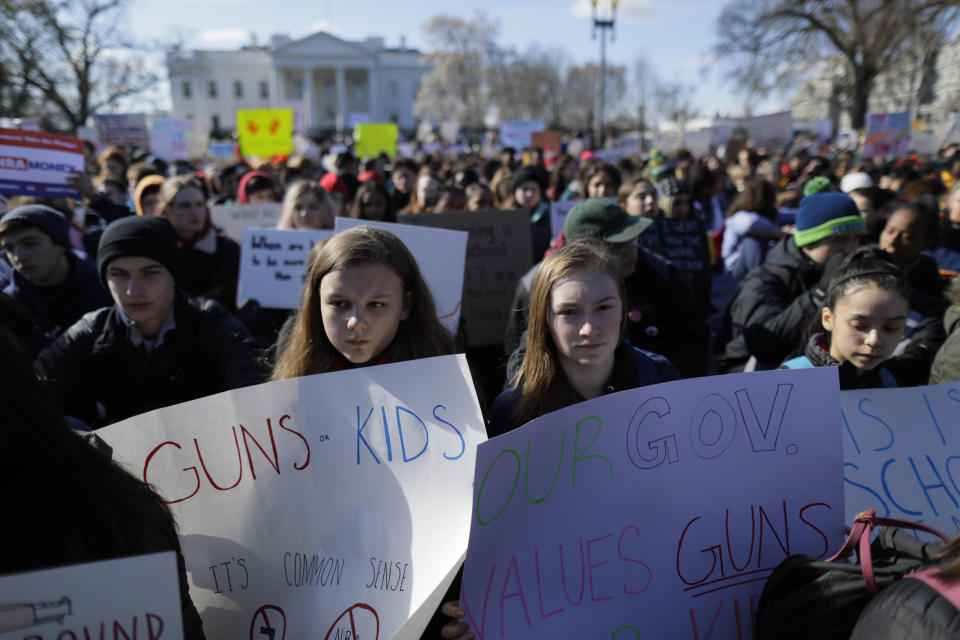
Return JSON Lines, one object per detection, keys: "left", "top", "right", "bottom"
{"left": 878, "top": 367, "right": 897, "bottom": 387}
{"left": 781, "top": 356, "right": 813, "bottom": 369}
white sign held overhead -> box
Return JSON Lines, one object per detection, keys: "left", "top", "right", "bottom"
{"left": 210, "top": 202, "right": 284, "bottom": 243}
{"left": 334, "top": 217, "right": 468, "bottom": 335}
{"left": 237, "top": 228, "right": 333, "bottom": 308}
{"left": 0, "top": 552, "right": 183, "bottom": 640}
{"left": 98, "top": 355, "right": 487, "bottom": 640}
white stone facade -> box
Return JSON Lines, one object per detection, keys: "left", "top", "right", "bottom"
{"left": 167, "top": 33, "right": 430, "bottom": 136}
{"left": 790, "top": 33, "right": 960, "bottom": 130}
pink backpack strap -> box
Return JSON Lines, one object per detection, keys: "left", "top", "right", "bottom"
{"left": 908, "top": 569, "right": 960, "bottom": 610}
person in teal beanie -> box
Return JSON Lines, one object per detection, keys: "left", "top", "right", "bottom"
{"left": 720, "top": 192, "right": 866, "bottom": 371}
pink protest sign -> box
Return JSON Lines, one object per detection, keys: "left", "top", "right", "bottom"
{"left": 461, "top": 367, "right": 844, "bottom": 639}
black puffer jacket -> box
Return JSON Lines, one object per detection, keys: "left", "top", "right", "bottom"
{"left": 36, "top": 291, "right": 266, "bottom": 427}
{"left": 850, "top": 576, "right": 960, "bottom": 639}
{"left": 721, "top": 236, "right": 822, "bottom": 371}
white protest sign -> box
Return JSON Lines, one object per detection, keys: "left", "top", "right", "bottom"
{"left": 943, "top": 113, "right": 960, "bottom": 146}
{"left": 815, "top": 118, "right": 833, "bottom": 142}
{"left": 681, "top": 130, "right": 713, "bottom": 155}
{"left": 237, "top": 228, "right": 333, "bottom": 308}
{"left": 0, "top": 129, "right": 84, "bottom": 199}
{"left": 499, "top": 120, "right": 544, "bottom": 150}
{"left": 462, "top": 367, "right": 845, "bottom": 639}
{"left": 749, "top": 111, "right": 793, "bottom": 151}
{"left": 842, "top": 383, "right": 960, "bottom": 536}
{"left": 150, "top": 116, "right": 191, "bottom": 161}
{"left": 210, "top": 202, "right": 284, "bottom": 243}
{"left": 862, "top": 111, "right": 911, "bottom": 158}
{"left": 0, "top": 552, "right": 183, "bottom": 639}
{"left": 99, "top": 355, "right": 487, "bottom": 640}
{"left": 910, "top": 130, "right": 939, "bottom": 156}
{"left": 93, "top": 113, "right": 150, "bottom": 147}
{"left": 335, "top": 217, "right": 468, "bottom": 335}
{"left": 185, "top": 120, "right": 209, "bottom": 160}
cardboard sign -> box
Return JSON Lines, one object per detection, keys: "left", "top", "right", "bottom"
{"left": 402, "top": 209, "right": 533, "bottom": 347}
{"left": 842, "top": 383, "right": 960, "bottom": 535}
{"left": 499, "top": 120, "right": 544, "bottom": 150}
{"left": 530, "top": 131, "right": 562, "bottom": 152}
{"left": 150, "top": 116, "right": 191, "bottom": 161}
{"left": 98, "top": 355, "right": 486, "bottom": 640}
{"left": 749, "top": 111, "right": 793, "bottom": 152}
{"left": 354, "top": 123, "right": 399, "bottom": 159}
{"left": 237, "top": 228, "right": 333, "bottom": 308}
{"left": 0, "top": 552, "right": 183, "bottom": 639}
{"left": 0, "top": 128, "right": 84, "bottom": 198}
{"left": 335, "top": 217, "right": 468, "bottom": 335}
{"left": 862, "top": 112, "right": 911, "bottom": 158}
{"left": 92, "top": 113, "right": 150, "bottom": 147}
{"left": 210, "top": 202, "right": 284, "bottom": 244}
{"left": 462, "top": 367, "right": 845, "bottom": 639}
{"left": 637, "top": 217, "right": 712, "bottom": 302}
{"left": 236, "top": 109, "right": 294, "bottom": 158}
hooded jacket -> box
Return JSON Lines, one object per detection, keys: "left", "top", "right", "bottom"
{"left": 721, "top": 236, "right": 822, "bottom": 371}
{"left": 929, "top": 305, "right": 960, "bottom": 385}
{"left": 36, "top": 291, "right": 266, "bottom": 428}
{"left": 3, "top": 251, "right": 113, "bottom": 351}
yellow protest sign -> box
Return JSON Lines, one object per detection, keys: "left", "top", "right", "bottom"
{"left": 236, "top": 109, "right": 293, "bottom": 158}
{"left": 354, "top": 123, "right": 399, "bottom": 158}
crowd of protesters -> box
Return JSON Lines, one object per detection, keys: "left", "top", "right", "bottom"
{"left": 4, "top": 131, "right": 960, "bottom": 637}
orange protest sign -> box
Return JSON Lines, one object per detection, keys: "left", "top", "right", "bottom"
{"left": 236, "top": 109, "right": 293, "bottom": 158}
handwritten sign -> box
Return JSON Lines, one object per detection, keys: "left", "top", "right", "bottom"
{"left": 402, "top": 209, "right": 533, "bottom": 347}
{"left": 462, "top": 367, "right": 845, "bottom": 639}
{"left": 0, "top": 552, "right": 183, "bottom": 639}
{"left": 236, "top": 109, "right": 294, "bottom": 158}
{"left": 842, "top": 383, "right": 960, "bottom": 535}
{"left": 92, "top": 113, "right": 150, "bottom": 147}
{"left": 638, "top": 217, "right": 712, "bottom": 302}
{"left": 749, "top": 111, "right": 793, "bottom": 152}
{"left": 862, "top": 112, "right": 911, "bottom": 158}
{"left": 354, "top": 123, "right": 399, "bottom": 159}
{"left": 499, "top": 120, "right": 544, "bottom": 150}
{"left": 210, "top": 202, "right": 284, "bottom": 243}
{"left": 98, "top": 355, "right": 487, "bottom": 640}
{"left": 150, "top": 116, "right": 191, "bottom": 161}
{"left": 335, "top": 217, "right": 468, "bottom": 336}
{"left": 0, "top": 128, "right": 84, "bottom": 198}
{"left": 237, "top": 228, "right": 333, "bottom": 308}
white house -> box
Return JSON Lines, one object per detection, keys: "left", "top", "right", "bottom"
{"left": 167, "top": 32, "right": 430, "bottom": 137}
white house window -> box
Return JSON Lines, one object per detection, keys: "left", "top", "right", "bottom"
{"left": 234, "top": 80, "right": 243, "bottom": 99}
{"left": 208, "top": 80, "right": 217, "bottom": 98}
{"left": 260, "top": 80, "right": 269, "bottom": 99}
{"left": 353, "top": 83, "right": 366, "bottom": 101}
{"left": 182, "top": 81, "right": 192, "bottom": 99}
{"left": 389, "top": 81, "right": 399, "bottom": 99}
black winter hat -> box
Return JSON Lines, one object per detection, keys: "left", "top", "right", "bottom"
{"left": 508, "top": 164, "right": 547, "bottom": 194}
{"left": 97, "top": 216, "right": 180, "bottom": 285}
{"left": 0, "top": 204, "right": 71, "bottom": 248}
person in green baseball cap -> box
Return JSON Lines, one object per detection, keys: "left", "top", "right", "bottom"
{"left": 505, "top": 197, "right": 707, "bottom": 378}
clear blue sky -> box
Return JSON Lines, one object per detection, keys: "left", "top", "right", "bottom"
{"left": 124, "top": 0, "right": 790, "bottom": 120}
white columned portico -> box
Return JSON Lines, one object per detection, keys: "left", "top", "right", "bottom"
{"left": 335, "top": 66, "right": 347, "bottom": 133}
{"left": 302, "top": 66, "right": 315, "bottom": 133}
{"left": 367, "top": 66, "right": 379, "bottom": 122}
{"left": 271, "top": 67, "right": 280, "bottom": 108}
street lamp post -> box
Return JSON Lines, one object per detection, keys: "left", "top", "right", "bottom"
{"left": 591, "top": 0, "right": 617, "bottom": 149}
